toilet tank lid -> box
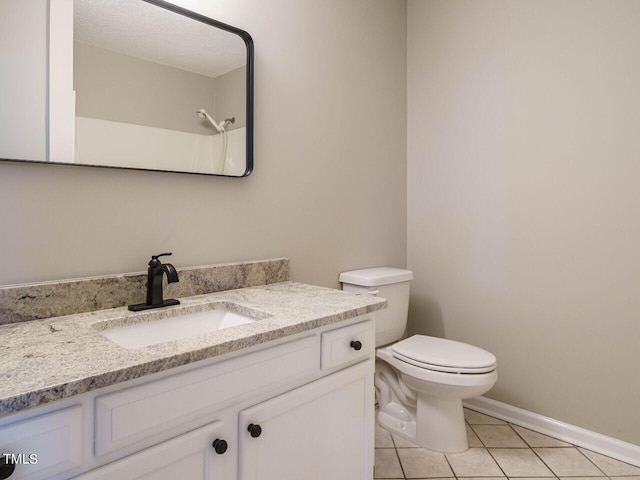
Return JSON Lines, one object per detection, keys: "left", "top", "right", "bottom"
{"left": 339, "top": 267, "right": 413, "bottom": 287}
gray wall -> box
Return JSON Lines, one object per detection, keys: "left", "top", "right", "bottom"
{"left": 0, "top": 0, "right": 407, "bottom": 291}
{"left": 407, "top": 0, "right": 640, "bottom": 444}
{"left": 74, "top": 42, "right": 217, "bottom": 135}
{"left": 215, "top": 66, "right": 246, "bottom": 130}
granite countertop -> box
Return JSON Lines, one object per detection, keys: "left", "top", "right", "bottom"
{"left": 0, "top": 281, "right": 386, "bottom": 416}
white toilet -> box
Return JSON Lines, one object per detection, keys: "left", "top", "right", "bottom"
{"left": 340, "top": 267, "right": 497, "bottom": 453}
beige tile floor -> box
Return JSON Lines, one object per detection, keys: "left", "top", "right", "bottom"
{"left": 375, "top": 408, "right": 640, "bottom": 480}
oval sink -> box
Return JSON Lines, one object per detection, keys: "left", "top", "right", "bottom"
{"left": 99, "top": 308, "right": 259, "bottom": 349}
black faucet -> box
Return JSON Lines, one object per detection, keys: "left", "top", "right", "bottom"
{"left": 128, "top": 253, "right": 180, "bottom": 311}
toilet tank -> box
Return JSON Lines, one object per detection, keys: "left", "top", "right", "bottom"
{"left": 339, "top": 267, "right": 413, "bottom": 347}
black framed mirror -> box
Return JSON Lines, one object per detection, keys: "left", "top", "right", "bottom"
{"left": 0, "top": 0, "right": 253, "bottom": 177}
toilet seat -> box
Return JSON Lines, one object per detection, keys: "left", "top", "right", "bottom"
{"left": 390, "top": 335, "right": 496, "bottom": 374}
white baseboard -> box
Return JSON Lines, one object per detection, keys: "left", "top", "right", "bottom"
{"left": 463, "top": 396, "right": 640, "bottom": 467}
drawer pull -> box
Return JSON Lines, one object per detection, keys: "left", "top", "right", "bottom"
{"left": 0, "top": 456, "right": 15, "bottom": 479}
{"left": 212, "top": 439, "right": 228, "bottom": 454}
{"left": 350, "top": 340, "right": 363, "bottom": 351}
{"left": 247, "top": 423, "right": 262, "bottom": 438}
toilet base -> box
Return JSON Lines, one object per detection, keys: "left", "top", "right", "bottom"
{"left": 377, "top": 406, "right": 417, "bottom": 443}
{"left": 415, "top": 395, "right": 468, "bottom": 452}
{"left": 375, "top": 368, "right": 470, "bottom": 452}
{"left": 377, "top": 395, "right": 468, "bottom": 453}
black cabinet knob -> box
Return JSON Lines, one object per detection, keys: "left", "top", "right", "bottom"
{"left": 350, "top": 340, "right": 362, "bottom": 351}
{"left": 0, "top": 457, "right": 15, "bottom": 479}
{"left": 212, "top": 439, "right": 228, "bottom": 454}
{"left": 248, "top": 423, "right": 262, "bottom": 438}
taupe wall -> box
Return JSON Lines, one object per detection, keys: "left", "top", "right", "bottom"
{"left": 0, "top": 0, "right": 406, "bottom": 290}
{"left": 215, "top": 67, "right": 246, "bottom": 131}
{"left": 75, "top": 42, "right": 247, "bottom": 135}
{"left": 407, "top": 0, "right": 640, "bottom": 444}
{"left": 74, "top": 42, "right": 217, "bottom": 135}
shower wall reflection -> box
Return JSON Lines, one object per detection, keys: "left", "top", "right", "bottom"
{"left": 74, "top": 40, "right": 247, "bottom": 175}
{"left": 74, "top": 117, "right": 247, "bottom": 175}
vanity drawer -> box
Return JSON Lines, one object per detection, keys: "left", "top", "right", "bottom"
{"left": 95, "top": 335, "right": 318, "bottom": 456}
{"left": 321, "top": 320, "right": 374, "bottom": 370}
{"left": 0, "top": 405, "right": 83, "bottom": 480}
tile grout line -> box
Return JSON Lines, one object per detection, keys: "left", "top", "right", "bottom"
{"left": 390, "top": 433, "right": 409, "bottom": 480}
{"left": 503, "top": 420, "right": 615, "bottom": 480}
{"left": 507, "top": 422, "right": 561, "bottom": 480}
{"left": 468, "top": 418, "right": 516, "bottom": 480}
{"left": 442, "top": 430, "right": 458, "bottom": 480}
{"left": 574, "top": 445, "right": 610, "bottom": 477}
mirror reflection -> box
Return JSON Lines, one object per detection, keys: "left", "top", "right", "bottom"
{"left": 0, "top": 0, "right": 253, "bottom": 176}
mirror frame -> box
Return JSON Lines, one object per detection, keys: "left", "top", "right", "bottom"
{"left": 1, "top": 0, "right": 254, "bottom": 177}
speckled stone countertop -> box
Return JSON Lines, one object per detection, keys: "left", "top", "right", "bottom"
{"left": 0, "top": 258, "right": 290, "bottom": 325}
{"left": 0, "top": 281, "right": 385, "bottom": 416}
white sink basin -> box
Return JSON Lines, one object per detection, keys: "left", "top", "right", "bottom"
{"left": 100, "top": 308, "right": 258, "bottom": 349}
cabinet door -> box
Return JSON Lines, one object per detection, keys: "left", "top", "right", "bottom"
{"left": 75, "top": 421, "right": 227, "bottom": 480}
{"left": 0, "top": 405, "right": 82, "bottom": 480}
{"left": 238, "top": 361, "right": 374, "bottom": 480}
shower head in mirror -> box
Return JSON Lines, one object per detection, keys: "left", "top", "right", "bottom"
{"left": 196, "top": 108, "right": 224, "bottom": 133}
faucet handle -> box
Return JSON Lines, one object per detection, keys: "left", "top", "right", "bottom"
{"left": 149, "top": 252, "right": 172, "bottom": 267}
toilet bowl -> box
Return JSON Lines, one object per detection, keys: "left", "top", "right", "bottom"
{"left": 340, "top": 267, "right": 497, "bottom": 453}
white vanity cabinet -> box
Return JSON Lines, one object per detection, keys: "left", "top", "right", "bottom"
{"left": 0, "top": 317, "right": 374, "bottom": 480}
